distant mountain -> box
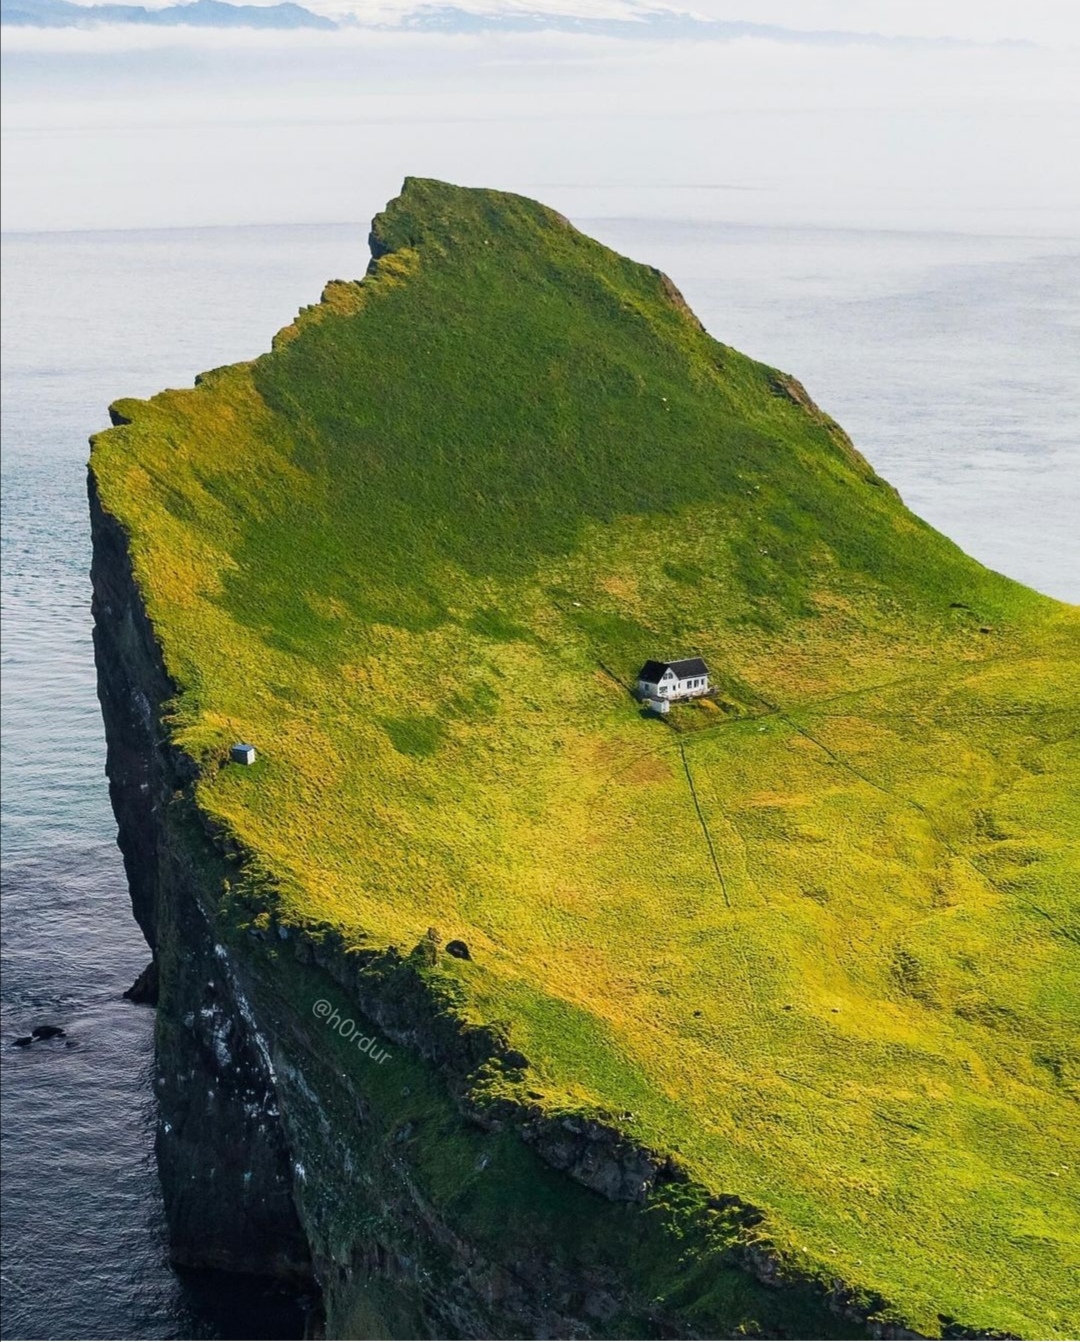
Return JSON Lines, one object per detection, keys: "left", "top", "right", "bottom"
{"left": 1, "top": 0, "right": 336, "bottom": 28}
{"left": 344, "top": 3, "right": 985, "bottom": 46}
{"left": 385, "top": 4, "right": 899, "bottom": 44}
{"left": 1, "top": 0, "right": 988, "bottom": 44}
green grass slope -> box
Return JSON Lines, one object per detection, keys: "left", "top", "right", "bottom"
{"left": 91, "top": 178, "right": 1080, "bottom": 1338}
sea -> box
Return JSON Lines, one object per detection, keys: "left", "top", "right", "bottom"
{"left": 1, "top": 217, "right": 1077, "bottom": 1341}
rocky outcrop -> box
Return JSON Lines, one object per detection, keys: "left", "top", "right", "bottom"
{"left": 123, "top": 959, "right": 158, "bottom": 1004}
{"left": 765, "top": 369, "right": 897, "bottom": 493}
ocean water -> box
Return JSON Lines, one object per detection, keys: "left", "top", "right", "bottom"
{"left": 1, "top": 218, "right": 1077, "bottom": 1341}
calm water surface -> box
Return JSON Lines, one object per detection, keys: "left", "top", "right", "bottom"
{"left": 1, "top": 218, "right": 1077, "bottom": 1341}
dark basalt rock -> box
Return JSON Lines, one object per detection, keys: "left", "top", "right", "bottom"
{"left": 31, "top": 1024, "right": 66, "bottom": 1040}
{"left": 124, "top": 958, "right": 159, "bottom": 1006}
{"left": 13, "top": 1036, "right": 34, "bottom": 1048}
{"left": 89, "top": 475, "right": 313, "bottom": 1288}
{"left": 445, "top": 939, "right": 471, "bottom": 960}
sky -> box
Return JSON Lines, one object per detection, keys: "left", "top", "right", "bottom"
{"left": 1, "top": 0, "right": 1078, "bottom": 233}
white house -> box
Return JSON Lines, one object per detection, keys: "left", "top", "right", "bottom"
{"left": 636, "top": 658, "right": 710, "bottom": 702}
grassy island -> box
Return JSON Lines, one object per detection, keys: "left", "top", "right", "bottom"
{"left": 91, "top": 178, "right": 1079, "bottom": 1338}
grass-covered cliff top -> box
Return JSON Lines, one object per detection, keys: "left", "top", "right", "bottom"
{"left": 91, "top": 178, "right": 1079, "bottom": 1338}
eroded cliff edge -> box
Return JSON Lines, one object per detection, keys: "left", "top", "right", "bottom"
{"left": 89, "top": 464, "right": 1018, "bottom": 1342}
{"left": 91, "top": 468, "right": 313, "bottom": 1286}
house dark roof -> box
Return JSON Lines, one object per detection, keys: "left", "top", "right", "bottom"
{"left": 637, "top": 657, "right": 709, "bottom": 681}
{"left": 637, "top": 660, "right": 668, "bottom": 683}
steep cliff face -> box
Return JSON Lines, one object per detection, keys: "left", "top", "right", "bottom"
{"left": 91, "top": 473, "right": 312, "bottom": 1285}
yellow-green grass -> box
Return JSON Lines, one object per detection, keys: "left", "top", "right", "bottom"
{"left": 91, "top": 178, "right": 1080, "bottom": 1337}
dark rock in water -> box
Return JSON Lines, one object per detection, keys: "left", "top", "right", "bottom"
{"left": 124, "top": 958, "right": 159, "bottom": 1006}
{"left": 446, "top": 939, "right": 471, "bottom": 960}
{"left": 31, "top": 1024, "right": 65, "bottom": 1040}
{"left": 13, "top": 1036, "right": 34, "bottom": 1048}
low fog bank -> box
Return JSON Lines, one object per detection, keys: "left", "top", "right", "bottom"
{"left": 3, "top": 26, "right": 1078, "bottom": 235}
